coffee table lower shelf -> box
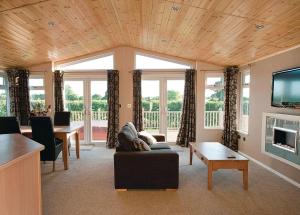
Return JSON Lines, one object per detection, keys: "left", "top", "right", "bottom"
{"left": 189, "top": 142, "right": 249, "bottom": 190}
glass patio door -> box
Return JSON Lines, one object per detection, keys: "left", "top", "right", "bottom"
{"left": 142, "top": 80, "right": 160, "bottom": 135}
{"left": 142, "top": 76, "right": 184, "bottom": 142}
{"left": 166, "top": 80, "right": 184, "bottom": 142}
{"left": 90, "top": 80, "right": 108, "bottom": 142}
{"left": 64, "top": 80, "right": 86, "bottom": 143}
{"left": 64, "top": 79, "right": 107, "bottom": 144}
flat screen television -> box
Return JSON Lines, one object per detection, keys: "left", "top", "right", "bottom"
{"left": 271, "top": 67, "right": 300, "bottom": 108}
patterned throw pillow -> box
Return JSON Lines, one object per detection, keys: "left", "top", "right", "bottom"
{"left": 138, "top": 131, "right": 157, "bottom": 145}
{"left": 132, "top": 138, "right": 151, "bottom": 151}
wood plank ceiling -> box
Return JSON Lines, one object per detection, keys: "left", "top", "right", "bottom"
{"left": 0, "top": 0, "right": 300, "bottom": 68}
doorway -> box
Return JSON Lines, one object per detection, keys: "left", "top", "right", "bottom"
{"left": 141, "top": 75, "right": 185, "bottom": 142}
{"left": 63, "top": 78, "right": 108, "bottom": 144}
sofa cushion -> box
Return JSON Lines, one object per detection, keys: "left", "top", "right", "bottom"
{"left": 152, "top": 134, "right": 166, "bottom": 142}
{"left": 118, "top": 125, "right": 139, "bottom": 151}
{"left": 150, "top": 143, "right": 171, "bottom": 150}
{"left": 126, "top": 122, "right": 139, "bottom": 137}
{"left": 132, "top": 138, "right": 151, "bottom": 151}
{"left": 138, "top": 131, "right": 157, "bottom": 145}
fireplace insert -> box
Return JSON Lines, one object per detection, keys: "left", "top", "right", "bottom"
{"left": 272, "top": 127, "right": 297, "bottom": 154}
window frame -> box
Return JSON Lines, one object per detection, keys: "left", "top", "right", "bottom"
{"left": 29, "top": 74, "right": 46, "bottom": 111}
{"left": 204, "top": 73, "right": 224, "bottom": 130}
{"left": 135, "top": 52, "right": 192, "bottom": 70}
{"left": 0, "top": 74, "right": 5, "bottom": 89}
{"left": 0, "top": 72, "right": 9, "bottom": 116}
{"left": 238, "top": 69, "right": 250, "bottom": 134}
{"left": 55, "top": 52, "right": 115, "bottom": 72}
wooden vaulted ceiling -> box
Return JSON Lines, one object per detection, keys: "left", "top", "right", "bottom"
{"left": 0, "top": 0, "right": 300, "bottom": 68}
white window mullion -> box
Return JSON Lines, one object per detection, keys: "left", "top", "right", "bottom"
{"left": 239, "top": 70, "right": 250, "bottom": 133}
{"left": 159, "top": 78, "right": 166, "bottom": 135}
{"left": 84, "top": 80, "right": 91, "bottom": 144}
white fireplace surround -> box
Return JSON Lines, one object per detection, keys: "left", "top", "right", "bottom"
{"left": 261, "top": 112, "right": 300, "bottom": 169}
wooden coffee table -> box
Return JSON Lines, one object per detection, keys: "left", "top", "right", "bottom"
{"left": 189, "top": 142, "right": 249, "bottom": 190}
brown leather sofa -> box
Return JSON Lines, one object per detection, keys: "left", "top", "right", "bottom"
{"left": 114, "top": 122, "right": 179, "bottom": 189}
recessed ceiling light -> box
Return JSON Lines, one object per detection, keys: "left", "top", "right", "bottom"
{"left": 48, "top": 21, "right": 55, "bottom": 27}
{"left": 255, "top": 24, "right": 264, "bottom": 30}
{"left": 171, "top": 5, "right": 180, "bottom": 12}
{"left": 48, "top": 50, "right": 58, "bottom": 60}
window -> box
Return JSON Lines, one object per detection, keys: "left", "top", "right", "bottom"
{"left": 204, "top": 74, "right": 224, "bottom": 128}
{"left": 29, "top": 76, "right": 45, "bottom": 111}
{"left": 0, "top": 75, "right": 8, "bottom": 116}
{"left": 135, "top": 54, "right": 191, "bottom": 69}
{"left": 239, "top": 71, "right": 250, "bottom": 133}
{"left": 58, "top": 54, "right": 114, "bottom": 71}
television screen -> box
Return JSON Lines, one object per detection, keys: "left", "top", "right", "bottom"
{"left": 272, "top": 67, "right": 300, "bottom": 107}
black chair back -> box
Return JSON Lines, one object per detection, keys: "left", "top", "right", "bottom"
{"left": 0, "top": 117, "right": 21, "bottom": 134}
{"left": 54, "top": 112, "right": 71, "bottom": 126}
{"left": 30, "top": 117, "right": 56, "bottom": 161}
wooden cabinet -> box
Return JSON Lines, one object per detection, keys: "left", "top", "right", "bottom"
{"left": 0, "top": 134, "right": 44, "bottom": 215}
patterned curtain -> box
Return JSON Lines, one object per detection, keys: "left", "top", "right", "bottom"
{"left": 132, "top": 70, "right": 144, "bottom": 131}
{"left": 106, "top": 70, "right": 120, "bottom": 148}
{"left": 6, "top": 69, "right": 30, "bottom": 125}
{"left": 54, "top": 70, "right": 64, "bottom": 112}
{"left": 176, "top": 69, "right": 196, "bottom": 147}
{"left": 222, "top": 66, "right": 239, "bottom": 151}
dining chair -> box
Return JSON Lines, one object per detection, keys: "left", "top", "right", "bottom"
{"left": 54, "top": 111, "right": 71, "bottom": 126}
{"left": 54, "top": 111, "right": 71, "bottom": 155}
{"left": 30, "top": 117, "right": 63, "bottom": 171}
{"left": 0, "top": 116, "right": 21, "bottom": 134}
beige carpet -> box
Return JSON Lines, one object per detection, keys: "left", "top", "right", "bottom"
{"left": 41, "top": 145, "right": 300, "bottom": 215}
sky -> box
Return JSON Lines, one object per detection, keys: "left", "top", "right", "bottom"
{"left": 136, "top": 55, "right": 190, "bottom": 69}
{"left": 29, "top": 78, "right": 44, "bottom": 86}
{"left": 142, "top": 80, "right": 184, "bottom": 97}
{"left": 61, "top": 55, "right": 114, "bottom": 70}
{"left": 64, "top": 81, "right": 107, "bottom": 97}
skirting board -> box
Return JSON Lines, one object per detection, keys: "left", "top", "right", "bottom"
{"left": 238, "top": 151, "right": 300, "bottom": 189}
